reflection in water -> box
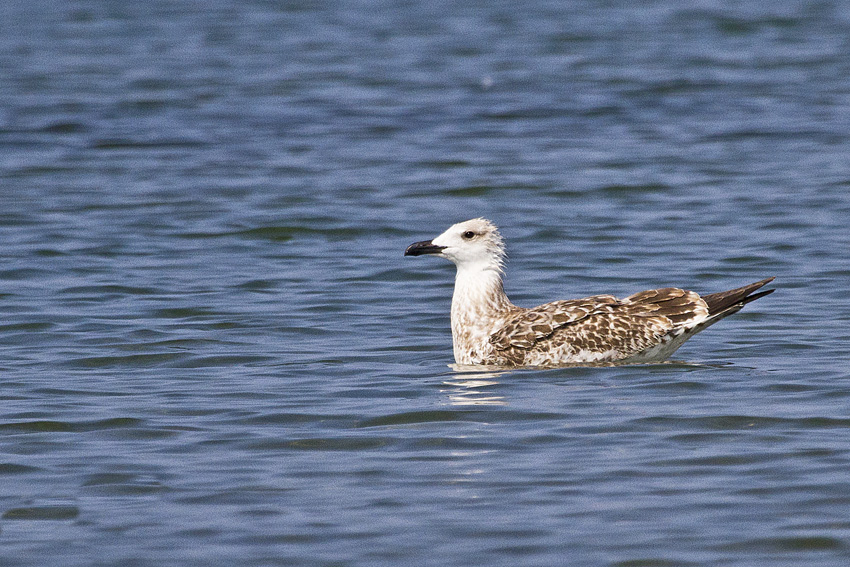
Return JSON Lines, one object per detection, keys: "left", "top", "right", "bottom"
{"left": 442, "top": 365, "right": 510, "bottom": 406}
{"left": 440, "top": 360, "right": 720, "bottom": 406}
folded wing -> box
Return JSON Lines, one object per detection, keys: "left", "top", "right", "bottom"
{"left": 489, "top": 288, "right": 711, "bottom": 361}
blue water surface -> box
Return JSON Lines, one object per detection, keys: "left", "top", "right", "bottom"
{"left": 2, "top": 1, "right": 850, "bottom": 566}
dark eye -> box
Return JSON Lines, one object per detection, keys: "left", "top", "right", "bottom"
{"left": 462, "top": 231, "right": 476, "bottom": 240}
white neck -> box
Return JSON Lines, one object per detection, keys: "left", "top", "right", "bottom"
{"left": 450, "top": 263, "right": 515, "bottom": 364}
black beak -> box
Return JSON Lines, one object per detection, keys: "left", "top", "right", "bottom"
{"left": 404, "top": 240, "right": 447, "bottom": 256}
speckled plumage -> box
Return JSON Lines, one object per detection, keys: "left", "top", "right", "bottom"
{"left": 405, "top": 219, "right": 774, "bottom": 367}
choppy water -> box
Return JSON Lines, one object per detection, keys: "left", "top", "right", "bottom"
{"left": 2, "top": 1, "right": 850, "bottom": 565}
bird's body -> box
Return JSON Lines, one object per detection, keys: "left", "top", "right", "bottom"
{"left": 405, "top": 218, "right": 774, "bottom": 367}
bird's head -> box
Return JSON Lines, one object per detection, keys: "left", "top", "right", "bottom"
{"left": 404, "top": 218, "right": 506, "bottom": 273}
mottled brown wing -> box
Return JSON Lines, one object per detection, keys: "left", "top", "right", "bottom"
{"left": 623, "top": 287, "right": 708, "bottom": 326}
{"left": 489, "top": 288, "right": 709, "bottom": 355}
{"left": 489, "top": 295, "right": 621, "bottom": 350}
{"left": 546, "top": 287, "right": 708, "bottom": 358}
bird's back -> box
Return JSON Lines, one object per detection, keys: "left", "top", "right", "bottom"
{"left": 483, "top": 280, "right": 773, "bottom": 366}
{"left": 487, "top": 288, "right": 707, "bottom": 365}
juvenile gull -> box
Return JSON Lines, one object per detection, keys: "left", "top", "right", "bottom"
{"left": 405, "top": 218, "right": 775, "bottom": 366}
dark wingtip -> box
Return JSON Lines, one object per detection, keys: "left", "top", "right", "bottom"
{"left": 740, "top": 287, "right": 775, "bottom": 306}
{"left": 703, "top": 277, "right": 776, "bottom": 315}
